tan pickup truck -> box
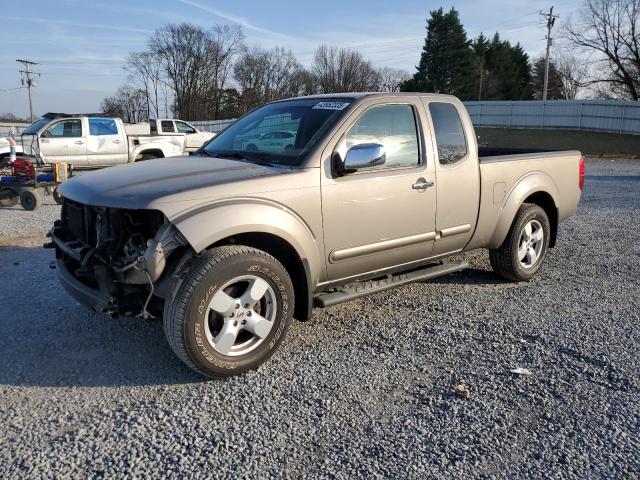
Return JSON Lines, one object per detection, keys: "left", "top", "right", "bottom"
{"left": 51, "top": 93, "right": 584, "bottom": 378}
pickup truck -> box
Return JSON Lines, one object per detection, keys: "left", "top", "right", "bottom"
{"left": 50, "top": 93, "right": 584, "bottom": 378}
{"left": 21, "top": 113, "right": 186, "bottom": 167}
{"left": 148, "top": 118, "right": 216, "bottom": 152}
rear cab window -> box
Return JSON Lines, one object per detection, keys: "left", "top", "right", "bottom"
{"left": 88, "top": 118, "right": 118, "bottom": 136}
{"left": 161, "top": 120, "right": 175, "bottom": 133}
{"left": 428, "top": 102, "right": 468, "bottom": 164}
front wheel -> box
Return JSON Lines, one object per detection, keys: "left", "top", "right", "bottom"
{"left": 489, "top": 203, "right": 550, "bottom": 281}
{"left": 163, "top": 245, "right": 294, "bottom": 378}
{"left": 20, "top": 190, "right": 41, "bottom": 211}
{"left": 52, "top": 187, "right": 64, "bottom": 205}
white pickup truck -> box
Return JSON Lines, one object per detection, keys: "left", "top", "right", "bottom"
{"left": 20, "top": 113, "right": 187, "bottom": 167}
{"left": 125, "top": 119, "right": 216, "bottom": 152}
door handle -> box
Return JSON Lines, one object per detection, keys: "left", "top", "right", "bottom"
{"left": 412, "top": 178, "right": 434, "bottom": 190}
{"left": 74, "top": 140, "right": 84, "bottom": 145}
{"left": 113, "top": 140, "right": 121, "bottom": 144}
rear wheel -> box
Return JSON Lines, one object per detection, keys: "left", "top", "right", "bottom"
{"left": 137, "top": 153, "right": 161, "bottom": 161}
{"left": 163, "top": 245, "right": 294, "bottom": 378}
{"left": 489, "top": 203, "right": 550, "bottom": 281}
{"left": 0, "top": 188, "right": 19, "bottom": 207}
{"left": 19, "top": 190, "right": 41, "bottom": 211}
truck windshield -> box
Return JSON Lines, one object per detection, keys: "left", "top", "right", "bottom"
{"left": 23, "top": 117, "right": 51, "bottom": 135}
{"left": 201, "top": 98, "right": 353, "bottom": 166}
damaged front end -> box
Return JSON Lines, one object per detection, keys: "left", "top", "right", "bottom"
{"left": 49, "top": 199, "right": 187, "bottom": 317}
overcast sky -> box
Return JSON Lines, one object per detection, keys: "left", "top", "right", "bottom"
{"left": 0, "top": 0, "right": 584, "bottom": 118}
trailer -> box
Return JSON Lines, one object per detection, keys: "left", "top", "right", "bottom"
{"left": 0, "top": 158, "right": 70, "bottom": 210}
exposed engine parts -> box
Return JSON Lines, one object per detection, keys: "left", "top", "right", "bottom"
{"left": 49, "top": 199, "right": 187, "bottom": 316}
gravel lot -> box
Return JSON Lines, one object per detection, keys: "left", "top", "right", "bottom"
{"left": 0, "top": 159, "right": 638, "bottom": 478}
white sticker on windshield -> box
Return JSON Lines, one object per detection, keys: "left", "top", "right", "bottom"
{"left": 312, "top": 101, "right": 350, "bottom": 111}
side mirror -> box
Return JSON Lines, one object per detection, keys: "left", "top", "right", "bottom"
{"left": 343, "top": 143, "right": 386, "bottom": 172}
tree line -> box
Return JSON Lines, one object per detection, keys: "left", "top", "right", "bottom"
{"left": 401, "top": 0, "right": 640, "bottom": 102}
{"left": 400, "top": 8, "right": 584, "bottom": 101}
{"left": 102, "top": 24, "right": 408, "bottom": 122}
{"left": 102, "top": 0, "right": 640, "bottom": 123}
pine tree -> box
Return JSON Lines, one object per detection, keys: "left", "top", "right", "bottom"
{"left": 474, "top": 33, "right": 533, "bottom": 100}
{"left": 531, "top": 57, "right": 564, "bottom": 99}
{"left": 401, "top": 8, "right": 475, "bottom": 99}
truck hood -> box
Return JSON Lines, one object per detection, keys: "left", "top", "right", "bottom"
{"left": 58, "top": 156, "right": 290, "bottom": 209}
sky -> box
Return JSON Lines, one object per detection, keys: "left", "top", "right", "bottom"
{"left": 0, "top": 0, "right": 584, "bottom": 119}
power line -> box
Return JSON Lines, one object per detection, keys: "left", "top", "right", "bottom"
{"left": 0, "top": 86, "right": 25, "bottom": 93}
{"left": 16, "top": 59, "right": 40, "bottom": 120}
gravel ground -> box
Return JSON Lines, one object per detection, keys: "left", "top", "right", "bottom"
{"left": 0, "top": 159, "right": 638, "bottom": 478}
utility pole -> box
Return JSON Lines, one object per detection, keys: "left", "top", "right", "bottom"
{"left": 16, "top": 59, "right": 40, "bottom": 121}
{"left": 540, "top": 7, "right": 559, "bottom": 101}
{"left": 478, "top": 58, "right": 484, "bottom": 101}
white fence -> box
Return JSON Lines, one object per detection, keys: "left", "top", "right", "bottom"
{"left": 464, "top": 100, "right": 640, "bottom": 135}
{"left": 0, "top": 122, "right": 30, "bottom": 136}
{"left": 191, "top": 119, "right": 236, "bottom": 133}
{"left": 5, "top": 99, "right": 640, "bottom": 138}
{"left": 193, "top": 100, "right": 640, "bottom": 136}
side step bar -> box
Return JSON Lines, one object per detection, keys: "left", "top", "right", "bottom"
{"left": 314, "top": 261, "right": 468, "bottom": 308}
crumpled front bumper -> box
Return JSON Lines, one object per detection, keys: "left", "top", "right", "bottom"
{"left": 55, "top": 257, "right": 113, "bottom": 314}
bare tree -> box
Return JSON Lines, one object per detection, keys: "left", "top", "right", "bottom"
{"left": 553, "top": 50, "right": 588, "bottom": 99}
{"left": 203, "top": 25, "right": 246, "bottom": 119}
{"left": 101, "top": 86, "right": 148, "bottom": 123}
{"left": 376, "top": 67, "right": 411, "bottom": 92}
{"left": 564, "top": 0, "right": 640, "bottom": 99}
{"left": 312, "top": 45, "right": 381, "bottom": 93}
{"left": 126, "top": 51, "right": 164, "bottom": 119}
{"left": 234, "top": 47, "right": 309, "bottom": 111}
{"left": 149, "top": 23, "right": 244, "bottom": 120}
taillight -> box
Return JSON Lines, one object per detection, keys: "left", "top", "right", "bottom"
{"left": 578, "top": 157, "right": 585, "bottom": 191}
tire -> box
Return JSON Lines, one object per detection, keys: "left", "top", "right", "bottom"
{"left": 52, "top": 187, "right": 64, "bottom": 205}
{"left": 163, "top": 245, "right": 295, "bottom": 378}
{"left": 0, "top": 188, "right": 19, "bottom": 207}
{"left": 19, "top": 190, "right": 41, "bottom": 211}
{"left": 137, "top": 153, "right": 161, "bottom": 162}
{"left": 489, "top": 203, "right": 550, "bottom": 282}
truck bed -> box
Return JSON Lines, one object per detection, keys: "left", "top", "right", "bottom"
{"left": 466, "top": 149, "right": 583, "bottom": 251}
{"left": 478, "top": 146, "right": 551, "bottom": 159}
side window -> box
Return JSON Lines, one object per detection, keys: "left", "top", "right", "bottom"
{"left": 88, "top": 118, "right": 118, "bottom": 136}
{"left": 44, "top": 120, "right": 82, "bottom": 138}
{"left": 429, "top": 102, "right": 468, "bottom": 165}
{"left": 176, "top": 121, "right": 196, "bottom": 134}
{"left": 340, "top": 104, "right": 419, "bottom": 169}
{"left": 161, "top": 120, "right": 175, "bottom": 133}
{"left": 150, "top": 120, "right": 157, "bottom": 134}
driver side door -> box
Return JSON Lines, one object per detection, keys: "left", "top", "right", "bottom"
{"left": 39, "top": 118, "right": 88, "bottom": 166}
{"left": 320, "top": 99, "right": 437, "bottom": 283}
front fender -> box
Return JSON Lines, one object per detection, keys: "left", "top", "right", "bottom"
{"left": 170, "top": 198, "right": 322, "bottom": 285}
{"left": 488, "top": 172, "right": 560, "bottom": 249}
